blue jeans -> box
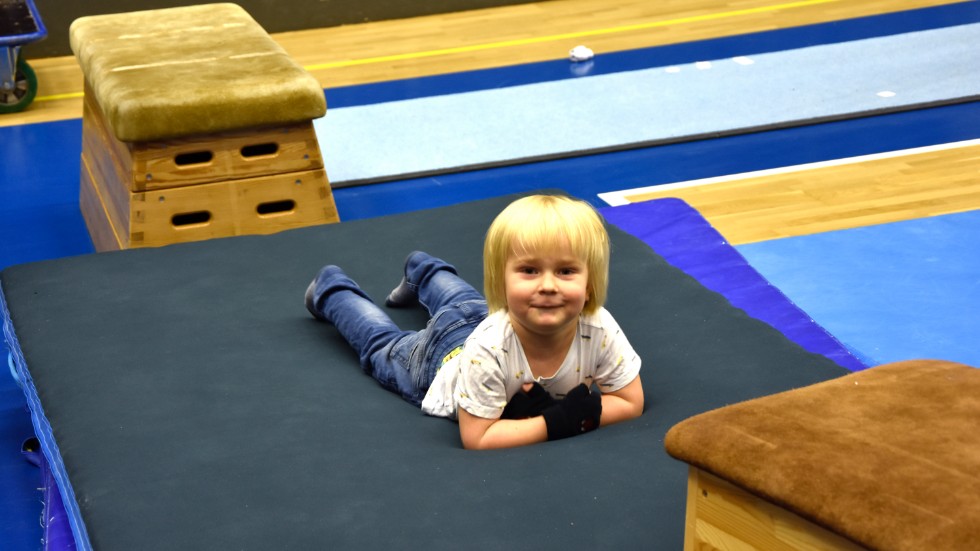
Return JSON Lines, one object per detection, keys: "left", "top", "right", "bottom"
{"left": 309, "top": 252, "right": 488, "bottom": 406}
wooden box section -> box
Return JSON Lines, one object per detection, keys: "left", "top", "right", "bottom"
{"left": 80, "top": 89, "right": 339, "bottom": 251}
{"left": 82, "top": 156, "right": 337, "bottom": 251}
{"left": 683, "top": 468, "right": 866, "bottom": 551}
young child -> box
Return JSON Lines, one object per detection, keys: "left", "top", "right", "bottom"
{"left": 305, "top": 195, "right": 643, "bottom": 449}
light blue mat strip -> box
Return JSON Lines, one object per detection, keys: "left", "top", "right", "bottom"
{"left": 316, "top": 23, "right": 980, "bottom": 186}
{"left": 736, "top": 210, "right": 980, "bottom": 368}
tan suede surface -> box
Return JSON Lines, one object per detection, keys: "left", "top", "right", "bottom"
{"left": 665, "top": 359, "right": 980, "bottom": 551}
{"left": 70, "top": 3, "right": 326, "bottom": 142}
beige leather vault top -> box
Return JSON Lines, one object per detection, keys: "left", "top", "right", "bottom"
{"left": 70, "top": 3, "right": 326, "bottom": 142}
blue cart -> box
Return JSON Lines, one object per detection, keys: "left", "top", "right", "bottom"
{"left": 1, "top": 0, "right": 46, "bottom": 113}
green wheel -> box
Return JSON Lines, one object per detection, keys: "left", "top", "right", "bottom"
{"left": 0, "top": 57, "right": 38, "bottom": 114}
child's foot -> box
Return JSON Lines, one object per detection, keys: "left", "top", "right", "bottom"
{"left": 385, "top": 252, "right": 424, "bottom": 307}
{"left": 384, "top": 277, "right": 417, "bottom": 308}
{"left": 305, "top": 265, "right": 358, "bottom": 320}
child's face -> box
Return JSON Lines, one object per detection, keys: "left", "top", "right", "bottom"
{"left": 504, "top": 243, "right": 589, "bottom": 341}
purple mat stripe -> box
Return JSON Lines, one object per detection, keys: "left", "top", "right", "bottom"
{"left": 601, "top": 198, "right": 868, "bottom": 372}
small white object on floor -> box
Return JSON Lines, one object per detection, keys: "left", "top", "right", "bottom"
{"left": 569, "top": 45, "right": 594, "bottom": 62}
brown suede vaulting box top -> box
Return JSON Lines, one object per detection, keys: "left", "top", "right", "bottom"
{"left": 69, "top": 3, "right": 326, "bottom": 142}
{"left": 665, "top": 359, "right": 980, "bottom": 551}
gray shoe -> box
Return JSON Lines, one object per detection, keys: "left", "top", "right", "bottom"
{"left": 306, "top": 265, "right": 358, "bottom": 320}
{"left": 385, "top": 252, "right": 424, "bottom": 308}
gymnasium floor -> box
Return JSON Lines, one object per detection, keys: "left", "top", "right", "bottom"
{"left": 2, "top": 0, "right": 978, "bottom": 548}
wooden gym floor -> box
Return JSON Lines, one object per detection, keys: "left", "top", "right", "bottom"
{"left": 3, "top": 0, "right": 977, "bottom": 245}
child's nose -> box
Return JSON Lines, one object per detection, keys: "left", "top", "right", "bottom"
{"left": 539, "top": 272, "right": 557, "bottom": 291}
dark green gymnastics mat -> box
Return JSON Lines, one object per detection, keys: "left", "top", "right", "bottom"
{"left": 1, "top": 193, "right": 846, "bottom": 550}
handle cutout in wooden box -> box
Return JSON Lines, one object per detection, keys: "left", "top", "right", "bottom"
{"left": 241, "top": 143, "right": 279, "bottom": 159}
{"left": 256, "top": 199, "right": 296, "bottom": 217}
{"left": 172, "top": 210, "right": 212, "bottom": 228}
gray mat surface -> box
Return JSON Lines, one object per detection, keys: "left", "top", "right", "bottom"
{"left": 2, "top": 194, "right": 847, "bottom": 550}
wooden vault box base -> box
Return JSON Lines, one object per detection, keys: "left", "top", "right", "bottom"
{"left": 79, "top": 89, "right": 339, "bottom": 251}
{"left": 683, "top": 467, "right": 865, "bottom": 551}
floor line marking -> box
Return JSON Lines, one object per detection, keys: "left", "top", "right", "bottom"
{"left": 597, "top": 138, "right": 980, "bottom": 206}
{"left": 34, "top": 92, "right": 84, "bottom": 102}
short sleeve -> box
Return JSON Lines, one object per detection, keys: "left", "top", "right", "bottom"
{"left": 592, "top": 310, "right": 642, "bottom": 393}
{"left": 454, "top": 343, "right": 511, "bottom": 420}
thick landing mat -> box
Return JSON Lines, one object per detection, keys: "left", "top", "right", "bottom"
{"left": 1, "top": 193, "right": 847, "bottom": 550}
{"left": 737, "top": 209, "right": 980, "bottom": 368}
{"left": 316, "top": 22, "right": 980, "bottom": 185}
{"left": 7, "top": 197, "right": 862, "bottom": 550}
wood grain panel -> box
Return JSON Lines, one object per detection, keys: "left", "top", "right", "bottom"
{"left": 685, "top": 468, "right": 866, "bottom": 551}
{"left": 621, "top": 142, "right": 980, "bottom": 244}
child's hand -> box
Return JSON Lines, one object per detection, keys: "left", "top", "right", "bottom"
{"left": 542, "top": 384, "right": 602, "bottom": 440}
{"left": 501, "top": 382, "right": 557, "bottom": 420}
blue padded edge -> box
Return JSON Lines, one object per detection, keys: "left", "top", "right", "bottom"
{"left": 601, "top": 199, "right": 868, "bottom": 372}
{"left": 0, "top": 282, "right": 92, "bottom": 551}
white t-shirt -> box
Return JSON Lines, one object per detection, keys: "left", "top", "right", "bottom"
{"left": 420, "top": 307, "right": 641, "bottom": 419}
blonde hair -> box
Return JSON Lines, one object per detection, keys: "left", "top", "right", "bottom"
{"left": 483, "top": 195, "right": 610, "bottom": 314}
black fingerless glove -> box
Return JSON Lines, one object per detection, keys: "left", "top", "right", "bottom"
{"left": 542, "top": 383, "right": 602, "bottom": 441}
{"left": 501, "top": 382, "right": 557, "bottom": 420}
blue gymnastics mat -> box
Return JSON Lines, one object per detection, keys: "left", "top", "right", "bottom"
{"left": 316, "top": 22, "right": 980, "bottom": 185}
{"left": 0, "top": 360, "right": 43, "bottom": 549}
{"left": 737, "top": 210, "right": 980, "bottom": 368}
